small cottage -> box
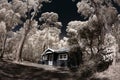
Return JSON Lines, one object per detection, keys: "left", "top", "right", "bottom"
{"left": 39, "top": 48, "right": 70, "bottom": 67}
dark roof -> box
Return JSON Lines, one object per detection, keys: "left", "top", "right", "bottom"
{"left": 41, "top": 48, "right": 70, "bottom": 56}
{"left": 54, "top": 48, "right": 70, "bottom": 53}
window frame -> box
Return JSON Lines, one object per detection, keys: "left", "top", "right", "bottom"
{"left": 58, "top": 54, "right": 68, "bottom": 60}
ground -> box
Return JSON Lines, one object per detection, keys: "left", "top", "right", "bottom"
{"left": 0, "top": 60, "right": 120, "bottom": 80}
{"left": 0, "top": 60, "right": 72, "bottom": 80}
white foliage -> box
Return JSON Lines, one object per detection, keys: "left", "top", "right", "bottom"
{"left": 58, "top": 37, "right": 69, "bottom": 48}
{"left": 0, "top": 1, "right": 12, "bottom": 10}
{"left": 77, "top": 1, "right": 94, "bottom": 18}
{"left": 0, "top": 0, "right": 8, "bottom": 3}
{"left": 5, "top": 10, "right": 14, "bottom": 19}
{"left": 67, "top": 20, "right": 88, "bottom": 35}
{"left": 104, "top": 33, "right": 118, "bottom": 57}
{"left": 15, "top": 13, "right": 21, "bottom": 18}
{"left": 12, "top": 0, "right": 27, "bottom": 16}
{"left": 0, "top": 8, "right": 6, "bottom": 13}
{"left": 0, "top": 21, "right": 6, "bottom": 33}
{"left": 27, "top": 0, "right": 40, "bottom": 10}
{"left": 40, "top": 12, "right": 59, "bottom": 22}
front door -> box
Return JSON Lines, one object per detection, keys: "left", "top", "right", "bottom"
{"left": 48, "top": 54, "right": 53, "bottom": 65}
{"left": 48, "top": 61, "right": 53, "bottom": 65}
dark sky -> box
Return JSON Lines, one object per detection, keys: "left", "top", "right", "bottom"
{"left": 41, "top": 0, "right": 82, "bottom": 37}
{"left": 10, "top": 0, "right": 120, "bottom": 38}
{"left": 11, "top": 0, "right": 83, "bottom": 34}
{"left": 41, "top": 0, "right": 120, "bottom": 38}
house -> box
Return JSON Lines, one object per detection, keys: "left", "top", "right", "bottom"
{"left": 39, "top": 48, "right": 70, "bottom": 67}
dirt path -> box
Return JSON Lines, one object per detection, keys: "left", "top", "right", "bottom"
{"left": 12, "top": 61, "right": 57, "bottom": 71}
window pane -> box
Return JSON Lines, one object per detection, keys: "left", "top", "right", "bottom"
{"left": 59, "top": 54, "right": 62, "bottom": 60}
{"left": 64, "top": 55, "right": 66, "bottom": 58}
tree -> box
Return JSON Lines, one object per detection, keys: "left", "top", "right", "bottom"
{"left": 69, "top": 0, "right": 119, "bottom": 64}
{"left": 0, "top": 0, "right": 51, "bottom": 61}
{"left": 12, "top": 0, "right": 51, "bottom": 62}
{"left": 67, "top": 0, "right": 119, "bottom": 79}
{"left": 18, "top": 12, "right": 62, "bottom": 62}
{"left": 0, "top": 1, "right": 21, "bottom": 58}
{"left": 39, "top": 12, "right": 62, "bottom": 49}
{"left": 111, "top": 14, "right": 120, "bottom": 61}
{"left": 0, "top": 21, "right": 6, "bottom": 54}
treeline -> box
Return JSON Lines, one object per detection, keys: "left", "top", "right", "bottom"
{"left": 0, "top": 1, "right": 120, "bottom": 79}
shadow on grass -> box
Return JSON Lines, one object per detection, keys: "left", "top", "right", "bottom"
{"left": 90, "top": 77, "right": 110, "bottom": 80}
{"left": 0, "top": 60, "right": 72, "bottom": 80}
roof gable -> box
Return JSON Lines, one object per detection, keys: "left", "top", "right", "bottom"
{"left": 41, "top": 48, "right": 70, "bottom": 55}
{"left": 41, "top": 48, "right": 55, "bottom": 55}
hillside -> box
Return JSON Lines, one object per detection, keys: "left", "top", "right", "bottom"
{"left": 0, "top": 60, "right": 72, "bottom": 80}
{"left": 0, "top": 60, "right": 120, "bottom": 80}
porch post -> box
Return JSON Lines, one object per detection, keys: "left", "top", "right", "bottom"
{"left": 52, "top": 53, "right": 54, "bottom": 65}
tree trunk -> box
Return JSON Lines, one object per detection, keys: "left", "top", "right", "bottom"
{"left": 16, "top": 20, "right": 31, "bottom": 62}
{"left": 15, "top": 0, "right": 41, "bottom": 62}
{"left": 0, "top": 34, "right": 7, "bottom": 59}
{"left": 16, "top": 31, "right": 27, "bottom": 62}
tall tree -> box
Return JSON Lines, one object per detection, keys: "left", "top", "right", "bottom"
{"left": 76, "top": 0, "right": 118, "bottom": 62}
{"left": 66, "top": 0, "right": 119, "bottom": 79}
{"left": 0, "top": 0, "right": 51, "bottom": 61}
{"left": 0, "top": 1, "right": 21, "bottom": 58}
{"left": 20, "top": 12, "right": 62, "bottom": 62}
{"left": 14, "top": 0, "right": 51, "bottom": 62}
{"left": 39, "top": 12, "right": 62, "bottom": 50}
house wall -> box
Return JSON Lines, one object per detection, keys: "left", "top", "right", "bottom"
{"left": 41, "top": 60, "right": 48, "bottom": 65}
{"left": 56, "top": 60, "right": 68, "bottom": 67}
{"left": 40, "top": 51, "right": 69, "bottom": 67}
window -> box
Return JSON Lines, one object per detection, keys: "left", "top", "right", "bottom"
{"left": 58, "top": 54, "right": 68, "bottom": 60}
{"left": 43, "top": 55, "right": 48, "bottom": 60}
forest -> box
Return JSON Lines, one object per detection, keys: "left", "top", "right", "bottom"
{"left": 0, "top": 0, "right": 120, "bottom": 80}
